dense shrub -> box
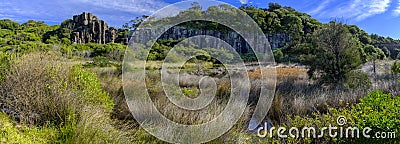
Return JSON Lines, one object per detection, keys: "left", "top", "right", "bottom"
{"left": 364, "top": 44, "right": 386, "bottom": 60}
{"left": 0, "top": 52, "right": 127, "bottom": 143}
{"left": 0, "top": 29, "right": 14, "bottom": 40}
{"left": 353, "top": 91, "right": 400, "bottom": 136}
{"left": 344, "top": 71, "right": 371, "bottom": 89}
{"left": 57, "top": 106, "right": 129, "bottom": 143}
{"left": 280, "top": 90, "right": 399, "bottom": 143}
{"left": 0, "top": 19, "right": 20, "bottom": 30}
{"left": 59, "top": 43, "right": 126, "bottom": 60}
{"left": 0, "top": 112, "right": 58, "bottom": 143}
{"left": 0, "top": 52, "right": 111, "bottom": 124}
{"left": 83, "top": 56, "right": 114, "bottom": 67}
{"left": 391, "top": 60, "right": 400, "bottom": 74}
{"left": 0, "top": 52, "right": 15, "bottom": 81}
{"left": 273, "top": 49, "right": 284, "bottom": 62}
{"left": 204, "top": 48, "right": 236, "bottom": 63}
{"left": 43, "top": 27, "right": 71, "bottom": 44}
{"left": 240, "top": 52, "right": 258, "bottom": 62}
{"left": 68, "top": 65, "right": 114, "bottom": 112}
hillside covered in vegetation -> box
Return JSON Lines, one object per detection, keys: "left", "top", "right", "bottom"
{"left": 1, "top": 3, "right": 399, "bottom": 62}
{"left": 0, "top": 2, "right": 399, "bottom": 143}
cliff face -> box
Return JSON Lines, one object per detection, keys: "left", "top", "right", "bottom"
{"left": 376, "top": 43, "right": 400, "bottom": 59}
{"left": 62, "top": 12, "right": 117, "bottom": 44}
{"left": 266, "top": 33, "right": 291, "bottom": 49}
{"left": 62, "top": 12, "right": 291, "bottom": 50}
{"left": 133, "top": 26, "right": 291, "bottom": 50}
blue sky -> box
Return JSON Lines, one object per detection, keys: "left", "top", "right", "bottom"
{"left": 1, "top": 0, "right": 400, "bottom": 39}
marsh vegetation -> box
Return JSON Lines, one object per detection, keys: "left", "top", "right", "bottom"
{"left": 0, "top": 2, "right": 399, "bottom": 143}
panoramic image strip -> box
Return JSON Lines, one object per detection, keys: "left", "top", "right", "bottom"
{"left": 0, "top": 0, "right": 399, "bottom": 143}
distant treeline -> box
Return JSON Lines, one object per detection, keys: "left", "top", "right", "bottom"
{"left": 0, "top": 3, "right": 399, "bottom": 62}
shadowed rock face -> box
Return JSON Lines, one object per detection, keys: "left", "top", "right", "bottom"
{"left": 132, "top": 26, "right": 290, "bottom": 52}
{"left": 62, "top": 12, "right": 117, "bottom": 44}
{"left": 61, "top": 12, "right": 291, "bottom": 50}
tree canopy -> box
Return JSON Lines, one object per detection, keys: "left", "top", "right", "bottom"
{"left": 300, "top": 21, "right": 363, "bottom": 84}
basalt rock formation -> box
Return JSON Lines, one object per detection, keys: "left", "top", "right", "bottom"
{"left": 61, "top": 12, "right": 118, "bottom": 44}
{"left": 133, "top": 26, "right": 291, "bottom": 50}
{"left": 62, "top": 12, "right": 290, "bottom": 50}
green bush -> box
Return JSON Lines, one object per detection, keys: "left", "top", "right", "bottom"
{"left": 0, "top": 53, "right": 127, "bottom": 143}
{"left": 281, "top": 90, "right": 399, "bottom": 143}
{"left": 57, "top": 106, "right": 129, "bottom": 144}
{"left": 0, "top": 19, "right": 20, "bottom": 30}
{"left": 273, "top": 49, "right": 284, "bottom": 62}
{"left": 59, "top": 43, "right": 126, "bottom": 60}
{"left": 353, "top": 90, "right": 400, "bottom": 136}
{"left": 240, "top": 52, "right": 258, "bottom": 62}
{"left": 0, "top": 53, "right": 112, "bottom": 124}
{"left": 83, "top": 56, "right": 114, "bottom": 67}
{"left": 0, "top": 29, "right": 14, "bottom": 39}
{"left": 344, "top": 71, "right": 371, "bottom": 89}
{"left": 0, "top": 52, "right": 14, "bottom": 81}
{"left": 391, "top": 60, "right": 400, "bottom": 74}
{"left": 68, "top": 65, "right": 114, "bottom": 112}
{"left": 0, "top": 112, "right": 58, "bottom": 143}
{"left": 281, "top": 108, "right": 354, "bottom": 143}
{"left": 205, "top": 48, "right": 236, "bottom": 64}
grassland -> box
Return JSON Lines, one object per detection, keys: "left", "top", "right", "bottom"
{"left": 0, "top": 51, "right": 399, "bottom": 143}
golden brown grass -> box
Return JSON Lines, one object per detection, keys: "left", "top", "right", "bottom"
{"left": 79, "top": 61, "right": 398, "bottom": 143}
{"left": 248, "top": 66, "right": 308, "bottom": 81}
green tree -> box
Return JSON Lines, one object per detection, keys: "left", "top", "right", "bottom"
{"left": 123, "top": 15, "right": 149, "bottom": 31}
{"left": 303, "top": 21, "right": 362, "bottom": 84}
{"left": 363, "top": 45, "right": 386, "bottom": 74}
{"left": 380, "top": 46, "right": 391, "bottom": 59}
{"left": 397, "top": 52, "right": 400, "bottom": 60}
{"left": 272, "top": 49, "right": 284, "bottom": 62}
{"left": 364, "top": 44, "right": 385, "bottom": 60}
{"left": 391, "top": 60, "right": 400, "bottom": 74}
{"left": 268, "top": 3, "right": 282, "bottom": 11}
{"left": 0, "top": 19, "right": 20, "bottom": 30}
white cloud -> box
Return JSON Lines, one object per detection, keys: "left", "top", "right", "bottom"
{"left": 239, "top": 0, "right": 248, "bottom": 5}
{"left": 0, "top": 0, "right": 170, "bottom": 26}
{"left": 71, "top": 0, "right": 169, "bottom": 14}
{"left": 308, "top": 0, "right": 332, "bottom": 15}
{"left": 310, "top": 0, "right": 392, "bottom": 21}
{"left": 394, "top": 0, "right": 400, "bottom": 15}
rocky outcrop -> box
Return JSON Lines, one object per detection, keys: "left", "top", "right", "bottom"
{"left": 132, "top": 26, "right": 291, "bottom": 51}
{"left": 62, "top": 12, "right": 291, "bottom": 50}
{"left": 266, "top": 33, "right": 291, "bottom": 49}
{"left": 62, "top": 12, "right": 117, "bottom": 44}
{"left": 376, "top": 43, "right": 400, "bottom": 59}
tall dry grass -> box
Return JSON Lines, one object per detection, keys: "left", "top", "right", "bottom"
{"left": 0, "top": 52, "right": 78, "bottom": 125}
{"left": 85, "top": 60, "right": 399, "bottom": 143}
{"left": 257, "top": 64, "right": 399, "bottom": 127}
{"left": 0, "top": 52, "right": 131, "bottom": 143}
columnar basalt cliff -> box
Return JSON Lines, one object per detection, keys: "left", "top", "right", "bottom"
{"left": 133, "top": 26, "right": 291, "bottom": 50}
{"left": 62, "top": 12, "right": 291, "bottom": 50}
{"left": 61, "top": 12, "right": 118, "bottom": 44}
